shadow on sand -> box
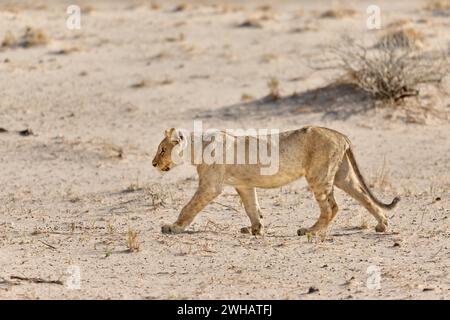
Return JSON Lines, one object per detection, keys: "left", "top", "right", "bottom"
{"left": 195, "top": 83, "right": 373, "bottom": 121}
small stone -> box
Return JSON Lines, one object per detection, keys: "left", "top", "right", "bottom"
{"left": 307, "top": 286, "right": 319, "bottom": 294}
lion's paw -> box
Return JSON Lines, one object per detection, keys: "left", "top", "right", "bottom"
{"left": 297, "top": 227, "right": 309, "bottom": 236}
{"left": 161, "top": 223, "right": 184, "bottom": 234}
{"left": 240, "top": 224, "right": 263, "bottom": 236}
{"left": 375, "top": 223, "right": 387, "bottom": 233}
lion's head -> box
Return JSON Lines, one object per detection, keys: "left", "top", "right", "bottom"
{"left": 152, "top": 128, "right": 187, "bottom": 172}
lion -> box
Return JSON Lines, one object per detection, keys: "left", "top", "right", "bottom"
{"left": 152, "top": 126, "right": 399, "bottom": 236}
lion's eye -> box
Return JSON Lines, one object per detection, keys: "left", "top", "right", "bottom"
{"left": 161, "top": 147, "right": 166, "bottom": 155}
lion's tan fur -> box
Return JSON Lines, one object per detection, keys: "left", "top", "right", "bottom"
{"left": 152, "top": 126, "right": 399, "bottom": 236}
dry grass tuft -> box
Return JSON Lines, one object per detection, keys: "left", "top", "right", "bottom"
{"left": 267, "top": 77, "right": 281, "bottom": 100}
{"left": 358, "top": 218, "right": 369, "bottom": 230}
{"left": 149, "top": 2, "right": 160, "bottom": 10}
{"left": 1, "top": 31, "right": 16, "bottom": 48}
{"left": 241, "top": 93, "right": 254, "bottom": 102}
{"left": 370, "top": 158, "right": 393, "bottom": 192}
{"left": 126, "top": 226, "right": 140, "bottom": 252}
{"left": 145, "top": 184, "right": 169, "bottom": 208}
{"left": 320, "top": 8, "right": 356, "bottom": 19}
{"left": 124, "top": 183, "right": 142, "bottom": 193}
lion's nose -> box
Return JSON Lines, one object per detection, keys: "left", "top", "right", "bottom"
{"left": 152, "top": 161, "right": 157, "bottom": 167}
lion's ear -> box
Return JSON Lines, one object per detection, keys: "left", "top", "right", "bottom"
{"left": 165, "top": 128, "right": 175, "bottom": 139}
{"left": 165, "top": 128, "right": 185, "bottom": 145}
{"left": 170, "top": 129, "right": 185, "bottom": 145}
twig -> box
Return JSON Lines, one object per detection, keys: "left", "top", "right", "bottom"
{"left": 10, "top": 276, "right": 63, "bottom": 285}
{"left": 38, "top": 240, "right": 57, "bottom": 250}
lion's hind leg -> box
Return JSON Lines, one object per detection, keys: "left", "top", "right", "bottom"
{"left": 334, "top": 152, "right": 388, "bottom": 232}
{"left": 298, "top": 145, "right": 343, "bottom": 237}
{"left": 297, "top": 182, "right": 337, "bottom": 237}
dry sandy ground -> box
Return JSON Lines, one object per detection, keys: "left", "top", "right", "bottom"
{"left": 0, "top": 0, "right": 449, "bottom": 299}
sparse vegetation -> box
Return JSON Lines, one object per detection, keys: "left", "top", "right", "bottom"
{"left": 256, "top": 4, "right": 272, "bottom": 12}
{"left": 266, "top": 77, "right": 281, "bottom": 100}
{"left": 327, "top": 36, "right": 448, "bottom": 102}
{"left": 237, "top": 18, "right": 263, "bottom": 28}
{"left": 22, "top": 27, "right": 48, "bottom": 47}
{"left": 124, "top": 183, "right": 142, "bottom": 193}
{"left": 320, "top": 8, "right": 356, "bottom": 19}
{"left": 130, "top": 80, "right": 149, "bottom": 89}
{"left": 376, "top": 28, "right": 424, "bottom": 49}
{"left": 149, "top": 2, "right": 160, "bottom": 10}
{"left": 172, "top": 3, "right": 188, "bottom": 12}
{"left": 130, "top": 78, "right": 173, "bottom": 89}
{"left": 104, "top": 248, "right": 112, "bottom": 258}
{"left": 370, "top": 158, "right": 393, "bottom": 192}
{"left": 1, "top": 31, "right": 16, "bottom": 48}
{"left": 241, "top": 93, "right": 254, "bottom": 102}
{"left": 2, "top": 27, "right": 49, "bottom": 49}
{"left": 358, "top": 218, "right": 369, "bottom": 230}
{"left": 424, "top": 0, "right": 450, "bottom": 12}
{"left": 126, "top": 225, "right": 140, "bottom": 252}
{"left": 145, "top": 183, "right": 169, "bottom": 208}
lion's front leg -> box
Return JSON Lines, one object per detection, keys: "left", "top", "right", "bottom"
{"left": 162, "top": 186, "right": 222, "bottom": 235}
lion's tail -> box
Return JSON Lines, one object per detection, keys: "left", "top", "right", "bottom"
{"left": 345, "top": 147, "right": 400, "bottom": 210}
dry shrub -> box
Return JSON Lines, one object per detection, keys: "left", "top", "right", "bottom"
{"left": 320, "top": 8, "right": 356, "bottom": 18}
{"left": 327, "top": 36, "right": 448, "bottom": 102}
{"left": 1, "top": 27, "right": 48, "bottom": 49}
{"left": 376, "top": 28, "right": 424, "bottom": 49}
{"left": 424, "top": 0, "right": 450, "bottom": 11}
{"left": 20, "top": 27, "right": 48, "bottom": 48}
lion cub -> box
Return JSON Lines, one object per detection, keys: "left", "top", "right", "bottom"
{"left": 152, "top": 126, "right": 399, "bottom": 236}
